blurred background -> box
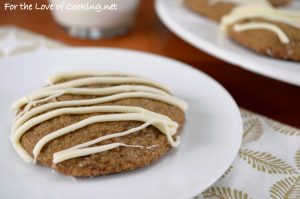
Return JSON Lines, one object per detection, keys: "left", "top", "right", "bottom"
{"left": 0, "top": 0, "right": 299, "bottom": 127}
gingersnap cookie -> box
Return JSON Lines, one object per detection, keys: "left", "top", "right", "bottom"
{"left": 268, "top": 0, "right": 291, "bottom": 6}
{"left": 221, "top": 5, "right": 300, "bottom": 62}
{"left": 10, "top": 71, "right": 187, "bottom": 177}
{"left": 184, "top": 0, "right": 290, "bottom": 22}
{"left": 184, "top": 0, "right": 237, "bottom": 22}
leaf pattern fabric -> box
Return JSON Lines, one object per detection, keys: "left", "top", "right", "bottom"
{"left": 269, "top": 176, "right": 300, "bottom": 199}
{"left": 239, "top": 149, "right": 296, "bottom": 174}
{"left": 268, "top": 149, "right": 300, "bottom": 199}
{"left": 200, "top": 109, "right": 300, "bottom": 199}
{"left": 202, "top": 187, "right": 252, "bottom": 199}
{"left": 242, "top": 118, "right": 263, "bottom": 146}
{"left": 221, "top": 166, "right": 234, "bottom": 178}
{"left": 266, "top": 119, "right": 300, "bottom": 136}
{"left": 0, "top": 26, "right": 299, "bottom": 199}
{"left": 295, "top": 149, "right": 300, "bottom": 170}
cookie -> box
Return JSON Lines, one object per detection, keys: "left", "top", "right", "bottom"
{"left": 221, "top": 5, "right": 300, "bottom": 61}
{"left": 11, "top": 71, "right": 187, "bottom": 177}
{"left": 268, "top": 0, "right": 291, "bottom": 6}
{"left": 184, "top": 0, "right": 236, "bottom": 22}
{"left": 184, "top": 0, "right": 291, "bottom": 22}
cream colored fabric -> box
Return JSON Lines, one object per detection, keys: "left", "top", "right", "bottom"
{"left": 198, "top": 109, "right": 300, "bottom": 199}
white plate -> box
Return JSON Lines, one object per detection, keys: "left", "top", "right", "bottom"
{"left": 155, "top": 0, "right": 300, "bottom": 86}
{"left": 0, "top": 48, "right": 242, "bottom": 199}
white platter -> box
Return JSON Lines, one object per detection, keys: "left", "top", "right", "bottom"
{"left": 0, "top": 48, "right": 242, "bottom": 199}
{"left": 155, "top": 0, "right": 300, "bottom": 86}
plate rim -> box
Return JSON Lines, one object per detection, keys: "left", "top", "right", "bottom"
{"left": 155, "top": 0, "right": 300, "bottom": 87}
{"left": 0, "top": 47, "right": 243, "bottom": 198}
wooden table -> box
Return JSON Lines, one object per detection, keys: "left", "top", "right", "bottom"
{"left": 1, "top": 0, "right": 299, "bottom": 127}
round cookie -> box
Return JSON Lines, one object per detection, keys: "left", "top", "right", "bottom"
{"left": 184, "top": 0, "right": 292, "bottom": 22}
{"left": 268, "top": 0, "right": 291, "bottom": 6}
{"left": 11, "top": 73, "right": 187, "bottom": 177}
{"left": 184, "top": 0, "right": 236, "bottom": 22}
{"left": 221, "top": 5, "right": 300, "bottom": 62}
{"left": 227, "top": 19, "right": 300, "bottom": 61}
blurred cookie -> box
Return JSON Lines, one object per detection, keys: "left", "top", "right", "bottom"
{"left": 221, "top": 5, "right": 300, "bottom": 61}
{"left": 11, "top": 72, "right": 187, "bottom": 177}
{"left": 184, "top": 0, "right": 236, "bottom": 22}
{"left": 268, "top": 0, "right": 291, "bottom": 6}
{"left": 184, "top": 0, "right": 291, "bottom": 22}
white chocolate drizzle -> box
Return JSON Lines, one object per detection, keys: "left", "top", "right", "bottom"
{"left": 11, "top": 76, "right": 172, "bottom": 110}
{"left": 208, "top": 0, "right": 270, "bottom": 6}
{"left": 11, "top": 72, "right": 187, "bottom": 164}
{"left": 221, "top": 5, "right": 300, "bottom": 44}
{"left": 233, "top": 22, "right": 290, "bottom": 43}
{"left": 47, "top": 71, "right": 137, "bottom": 84}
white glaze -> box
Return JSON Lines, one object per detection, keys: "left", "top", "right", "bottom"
{"left": 11, "top": 76, "right": 172, "bottom": 110}
{"left": 221, "top": 5, "right": 300, "bottom": 44}
{"left": 47, "top": 71, "right": 135, "bottom": 84}
{"left": 11, "top": 72, "right": 187, "bottom": 164}
{"left": 53, "top": 143, "right": 143, "bottom": 164}
{"left": 208, "top": 0, "right": 270, "bottom": 6}
{"left": 233, "top": 22, "right": 289, "bottom": 43}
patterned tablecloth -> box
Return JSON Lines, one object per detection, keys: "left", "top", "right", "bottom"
{"left": 0, "top": 26, "right": 299, "bottom": 199}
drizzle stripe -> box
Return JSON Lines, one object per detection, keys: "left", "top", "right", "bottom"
{"left": 53, "top": 143, "right": 143, "bottom": 164}
{"left": 11, "top": 77, "right": 171, "bottom": 111}
{"left": 12, "top": 106, "right": 176, "bottom": 138}
{"left": 30, "top": 113, "right": 178, "bottom": 163}
{"left": 233, "top": 22, "right": 289, "bottom": 43}
{"left": 34, "top": 76, "right": 170, "bottom": 94}
{"left": 208, "top": 0, "right": 270, "bottom": 6}
{"left": 13, "top": 91, "right": 187, "bottom": 132}
{"left": 47, "top": 71, "right": 136, "bottom": 84}
{"left": 30, "top": 85, "right": 169, "bottom": 101}
{"left": 221, "top": 5, "right": 300, "bottom": 32}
